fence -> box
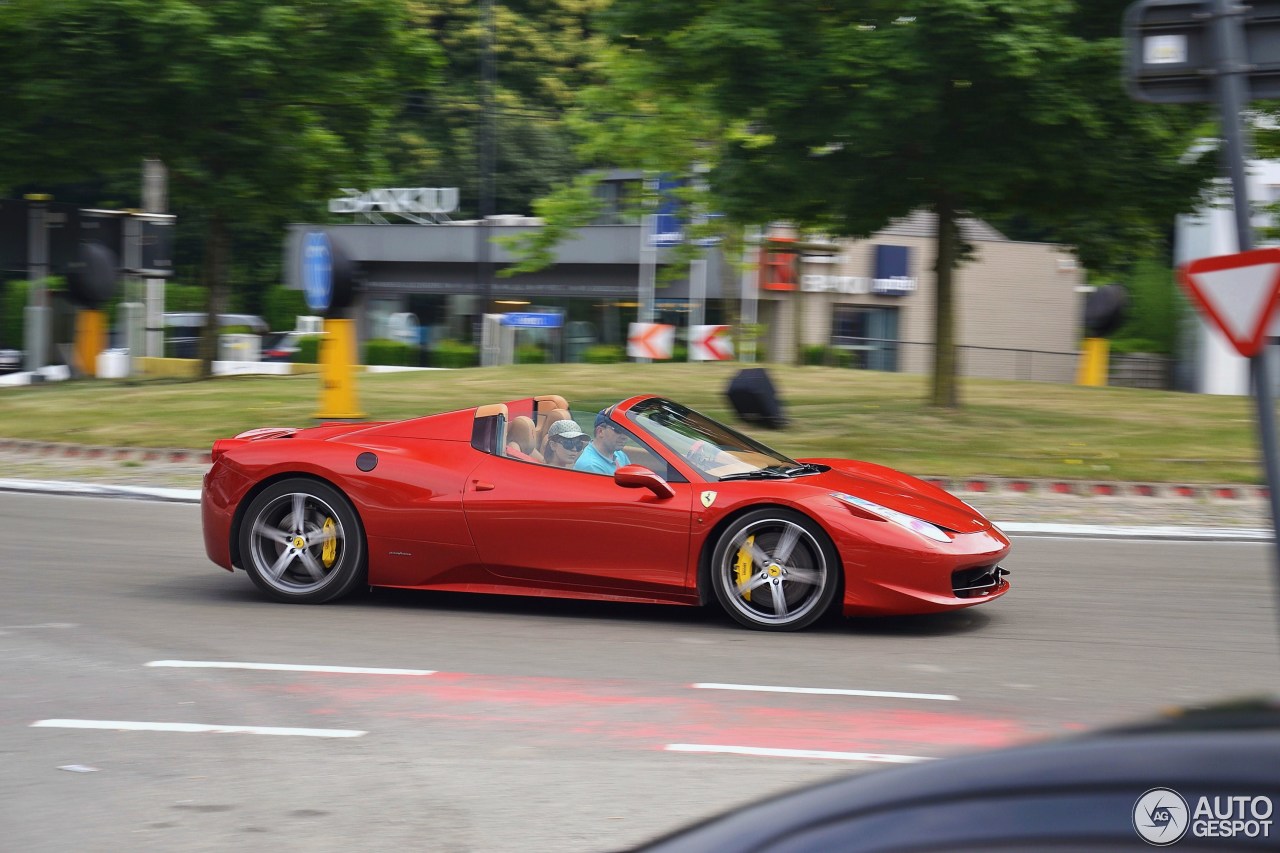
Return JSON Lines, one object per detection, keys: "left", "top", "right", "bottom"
{"left": 825, "top": 337, "right": 1094, "bottom": 386}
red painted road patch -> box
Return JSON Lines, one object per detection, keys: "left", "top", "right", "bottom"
{"left": 222, "top": 672, "right": 1062, "bottom": 759}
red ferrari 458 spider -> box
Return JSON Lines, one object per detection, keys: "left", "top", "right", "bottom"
{"left": 201, "top": 394, "right": 1010, "bottom": 631}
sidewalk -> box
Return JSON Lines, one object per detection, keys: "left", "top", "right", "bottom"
{"left": 0, "top": 439, "right": 1272, "bottom": 539}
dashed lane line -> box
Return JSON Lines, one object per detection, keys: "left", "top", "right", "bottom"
{"left": 30, "top": 719, "right": 366, "bottom": 738}
{"left": 665, "top": 743, "right": 933, "bottom": 764}
{"left": 691, "top": 682, "right": 958, "bottom": 701}
{"left": 146, "top": 660, "right": 436, "bottom": 675}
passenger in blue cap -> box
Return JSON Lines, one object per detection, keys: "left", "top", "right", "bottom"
{"left": 574, "top": 406, "right": 632, "bottom": 474}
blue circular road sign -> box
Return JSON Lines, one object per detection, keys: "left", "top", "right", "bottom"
{"left": 301, "top": 231, "right": 334, "bottom": 313}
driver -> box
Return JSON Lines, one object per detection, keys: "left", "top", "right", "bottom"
{"left": 574, "top": 407, "right": 632, "bottom": 475}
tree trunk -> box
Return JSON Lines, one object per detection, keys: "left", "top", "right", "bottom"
{"left": 198, "top": 213, "right": 230, "bottom": 379}
{"left": 930, "top": 199, "right": 960, "bottom": 408}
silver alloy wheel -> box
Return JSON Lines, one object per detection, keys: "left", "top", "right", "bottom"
{"left": 719, "top": 517, "right": 827, "bottom": 628}
{"left": 246, "top": 490, "right": 346, "bottom": 595}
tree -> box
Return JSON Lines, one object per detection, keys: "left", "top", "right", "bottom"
{"left": 391, "top": 0, "right": 610, "bottom": 219}
{"left": 601, "top": 0, "right": 1215, "bottom": 406}
{"left": 0, "top": 0, "right": 439, "bottom": 374}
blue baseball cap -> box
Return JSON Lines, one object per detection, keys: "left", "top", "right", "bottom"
{"left": 595, "top": 407, "right": 617, "bottom": 431}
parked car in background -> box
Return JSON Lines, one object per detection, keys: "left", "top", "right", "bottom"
{"left": 164, "top": 313, "right": 267, "bottom": 359}
{"left": 0, "top": 348, "right": 21, "bottom": 374}
{"left": 261, "top": 331, "right": 305, "bottom": 362}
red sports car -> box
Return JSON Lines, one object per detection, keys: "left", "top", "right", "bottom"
{"left": 201, "top": 394, "right": 1010, "bottom": 631}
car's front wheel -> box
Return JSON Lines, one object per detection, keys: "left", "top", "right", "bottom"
{"left": 710, "top": 509, "right": 839, "bottom": 631}
{"left": 238, "top": 478, "right": 366, "bottom": 603}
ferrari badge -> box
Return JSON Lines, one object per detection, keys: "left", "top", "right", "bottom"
{"left": 700, "top": 491, "right": 717, "bottom": 508}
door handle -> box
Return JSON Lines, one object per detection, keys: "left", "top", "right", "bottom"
{"left": 472, "top": 481, "right": 496, "bottom": 492}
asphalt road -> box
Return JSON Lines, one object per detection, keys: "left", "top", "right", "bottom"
{"left": 2, "top": 492, "right": 1278, "bottom": 852}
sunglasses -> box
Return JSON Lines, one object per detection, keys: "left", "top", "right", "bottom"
{"left": 554, "top": 435, "right": 589, "bottom": 451}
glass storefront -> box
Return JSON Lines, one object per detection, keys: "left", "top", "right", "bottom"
{"left": 831, "top": 304, "right": 900, "bottom": 371}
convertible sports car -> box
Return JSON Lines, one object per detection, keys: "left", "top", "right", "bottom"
{"left": 201, "top": 394, "right": 1010, "bottom": 631}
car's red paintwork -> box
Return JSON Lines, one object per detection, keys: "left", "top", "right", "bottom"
{"left": 202, "top": 394, "right": 1010, "bottom": 618}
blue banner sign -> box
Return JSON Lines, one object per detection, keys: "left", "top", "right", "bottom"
{"left": 650, "top": 174, "right": 686, "bottom": 247}
{"left": 872, "top": 244, "right": 916, "bottom": 296}
{"left": 500, "top": 312, "right": 563, "bottom": 328}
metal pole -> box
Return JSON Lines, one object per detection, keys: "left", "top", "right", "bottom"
{"left": 24, "top": 195, "right": 49, "bottom": 378}
{"left": 122, "top": 214, "right": 143, "bottom": 375}
{"left": 143, "top": 158, "right": 168, "bottom": 359}
{"left": 637, "top": 213, "right": 656, "bottom": 363}
{"left": 1212, "top": 0, "right": 1280, "bottom": 640}
{"left": 740, "top": 226, "right": 760, "bottom": 363}
{"left": 689, "top": 257, "right": 706, "bottom": 361}
{"left": 475, "top": 0, "right": 497, "bottom": 361}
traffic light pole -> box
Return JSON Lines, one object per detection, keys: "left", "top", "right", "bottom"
{"left": 1211, "top": 0, "right": 1280, "bottom": 643}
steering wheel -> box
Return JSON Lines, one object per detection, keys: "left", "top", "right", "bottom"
{"left": 688, "top": 440, "right": 717, "bottom": 467}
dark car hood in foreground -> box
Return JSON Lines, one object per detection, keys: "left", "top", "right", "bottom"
{"left": 632, "top": 696, "right": 1280, "bottom": 852}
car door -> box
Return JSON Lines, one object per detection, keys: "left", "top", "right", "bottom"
{"left": 462, "top": 452, "right": 695, "bottom": 599}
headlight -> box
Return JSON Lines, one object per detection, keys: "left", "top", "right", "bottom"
{"left": 831, "top": 492, "right": 952, "bottom": 543}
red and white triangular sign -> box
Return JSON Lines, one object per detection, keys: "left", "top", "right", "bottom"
{"left": 1179, "top": 247, "right": 1280, "bottom": 357}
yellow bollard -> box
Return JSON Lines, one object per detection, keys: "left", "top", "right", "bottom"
{"left": 75, "top": 309, "right": 106, "bottom": 378}
{"left": 314, "top": 318, "right": 366, "bottom": 419}
{"left": 1075, "top": 337, "right": 1110, "bottom": 387}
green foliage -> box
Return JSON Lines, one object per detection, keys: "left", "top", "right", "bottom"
{"left": 296, "top": 335, "right": 323, "bottom": 364}
{"left": 389, "top": 0, "right": 608, "bottom": 219}
{"left": 515, "top": 344, "right": 548, "bottom": 364}
{"left": 1109, "top": 337, "right": 1165, "bottom": 355}
{"left": 1111, "top": 258, "right": 1182, "bottom": 355}
{"left": 582, "top": 344, "right": 625, "bottom": 364}
{"left": 165, "top": 282, "right": 207, "bottom": 313}
{"left": 365, "top": 338, "right": 416, "bottom": 366}
{"left": 495, "top": 175, "right": 603, "bottom": 275}
{"left": 263, "top": 285, "right": 307, "bottom": 333}
{"left": 431, "top": 339, "right": 479, "bottom": 368}
{"left": 594, "top": 0, "right": 1215, "bottom": 405}
{"left": 802, "top": 345, "right": 854, "bottom": 367}
{"left": 0, "top": 0, "right": 441, "bottom": 375}
{"left": 1, "top": 279, "right": 28, "bottom": 347}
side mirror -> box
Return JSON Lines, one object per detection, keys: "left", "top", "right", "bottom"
{"left": 615, "top": 464, "right": 676, "bottom": 499}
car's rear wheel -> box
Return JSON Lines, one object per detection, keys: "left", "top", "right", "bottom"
{"left": 710, "top": 509, "right": 839, "bottom": 631}
{"left": 238, "top": 478, "right": 366, "bottom": 604}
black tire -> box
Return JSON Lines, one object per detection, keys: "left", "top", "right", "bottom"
{"left": 238, "top": 478, "right": 366, "bottom": 604}
{"left": 709, "top": 508, "right": 840, "bottom": 631}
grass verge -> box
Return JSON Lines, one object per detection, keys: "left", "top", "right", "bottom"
{"left": 0, "top": 363, "right": 1263, "bottom": 484}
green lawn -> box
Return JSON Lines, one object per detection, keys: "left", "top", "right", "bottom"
{"left": 0, "top": 363, "right": 1264, "bottom": 484}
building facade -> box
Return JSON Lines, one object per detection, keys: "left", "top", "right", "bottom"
{"left": 284, "top": 207, "right": 1085, "bottom": 379}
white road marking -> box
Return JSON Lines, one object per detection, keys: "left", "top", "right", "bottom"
{"left": 691, "top": 682, "right": 958, "bottom": 701}
{"left": 666, "top": 743, "right": 932, "bottom": 764}
{"left": 31, "top": 719, "right": 366, "bottom": 738}
{"left": 146, "top": 660, "right": 436, "bottom": 675}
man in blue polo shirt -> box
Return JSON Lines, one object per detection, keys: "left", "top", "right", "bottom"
{"left": 574, "top": 407, "right": 632, "bottom": 474}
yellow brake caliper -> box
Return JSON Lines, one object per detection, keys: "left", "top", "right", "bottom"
{"left": 321, "top": 517, "right": 338, "bottom": 568}
{"left": 734, "top": 535, "right": 755, "bottom": 601}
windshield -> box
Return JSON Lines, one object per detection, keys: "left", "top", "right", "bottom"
{"left": 626, "top": 397, "right": 805, "bottom": 480}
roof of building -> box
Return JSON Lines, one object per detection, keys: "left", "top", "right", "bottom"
{"left": 879, "top": 210, "right": 1009, "bottom": 242}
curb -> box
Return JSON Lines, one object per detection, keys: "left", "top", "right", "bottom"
{"left": 0, "top": 440, "right": 1267, "bottom": 501}
{"left": 0, "top": 477, "right": 1271, "bottom": 543}
{"left": 922, "top": 477, "right": 1266, "bottom": 501}
{"left": 0, "top": 439, "right": 211, "bottom": 465}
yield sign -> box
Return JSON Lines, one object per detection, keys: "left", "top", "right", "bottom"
{"left": 690, "top": 325, "right": 734, "bottom": 361}
{"left": 627, "top": 322, "right": 675, "bottom": 360}
{"left": 1179, "top": 247, "right": 1280, "bottom": 358}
